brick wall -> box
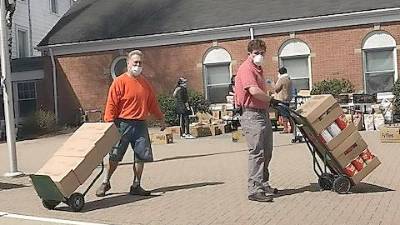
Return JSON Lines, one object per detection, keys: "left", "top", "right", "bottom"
{"left": 45, "top": 22, "right": 400, "bottom": 123}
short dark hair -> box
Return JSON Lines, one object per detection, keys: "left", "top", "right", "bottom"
{"left": 247, "top": 39, "right": 266, "bottom": 53}
{"left": 279, "top": 67, "right": 287, "bottom": 74}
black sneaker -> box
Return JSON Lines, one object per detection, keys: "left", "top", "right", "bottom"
{"left": 248, "top": 193, "right": 273, "bottom": 202}
{"left": 96, "top": 182, "right": 111, "bottom": 197}
{"left": 264, "top": 186, "right": 279, "bottom": 194}
{"left": 129, "top": 185, "right": 151, "bottom": 196}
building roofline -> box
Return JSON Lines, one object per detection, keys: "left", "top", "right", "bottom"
{"left": 36, "top": 7, "right": 400, "bottom": 55}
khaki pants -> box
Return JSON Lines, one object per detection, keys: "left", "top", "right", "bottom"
{"left": 240, "top": 110, "right": 273, "bottom": 195}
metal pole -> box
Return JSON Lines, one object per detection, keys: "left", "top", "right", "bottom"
{"left": 49, "top": 48, "right": 58, "bottom": 124}
{"left": 1, "top": 0, "right": 22, "bottom": 177}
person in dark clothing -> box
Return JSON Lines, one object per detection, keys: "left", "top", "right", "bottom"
{"left": 173, "top": 77, "right": 195, "bottom": 139}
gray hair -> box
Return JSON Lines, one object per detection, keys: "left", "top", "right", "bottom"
{"left": 128, "top": 50, "right": 144, "bottom": 59}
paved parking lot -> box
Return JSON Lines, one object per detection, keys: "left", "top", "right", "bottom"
{"left": 0, "top": 131, "right": 399, "bottom": 225}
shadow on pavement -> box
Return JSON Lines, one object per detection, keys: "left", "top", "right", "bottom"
{"left": 152, "top": 181, "right": 224, "bottom": 193}
{"left": 58, "top": 181, "right": 224, "bottom": 212}
{"left": 58, "top": 194, "right": 159, "bottom": 212}
{"left": 274, "top": 183, "right": 320, "bottom": 198}
{"left": 0, "top": 182, "right": 27, "bottom": 191}
{"left": 274, "top": 182, "right": 394, "bottom": 198}
{"left": 350, "top": 182, "right": 394, "bottom": 194}
{"left": 118, "top": 150, "right": 246, "bottom": 165}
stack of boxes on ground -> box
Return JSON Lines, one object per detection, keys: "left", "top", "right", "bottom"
{"left": 297, "top": 95, "right": 381, "bottom": 184}
{"left": 150, "top": 132, "right": 174, "bottom": 145}
{"left": 187, "top": 104, "right": 234, "bottom": 138}
{"left": 36, "top": 123, "right": 121, "bottom": 197}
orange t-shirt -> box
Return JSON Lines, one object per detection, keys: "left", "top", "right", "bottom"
{"left": 104, "top": 73, "right": 164, "bottom": 122}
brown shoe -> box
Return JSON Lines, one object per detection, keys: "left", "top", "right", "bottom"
{"left": 129, "top": 185, "right": 151, "bottom": 196}
{"left": 96, "top": 182, "right": 111, "bottom": 197}
{"left": 248, "top": 193, "right": 273, "bottom": 202}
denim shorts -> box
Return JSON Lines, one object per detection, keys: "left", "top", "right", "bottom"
{"left": 109, "top": 119, "right": 153, "bottom": 162}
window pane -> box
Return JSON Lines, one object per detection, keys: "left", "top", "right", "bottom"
{"left": 206, "top": 65, "right": 230, "bottom": 85}
{"left": 19, "top": 100, "right": 36, "bottom": 117}
{"left": 366, "top": 50, "right": 394, "bottom": 72}
{"left": 365, "top": 72, "right": 394, "bottom": 94}
{"left": 51, "top": 0, "right": 57, "bottom": 13}
{"left": 281, "top": 57, "right": 309, "bottom": 79}
{"left": 18, "top": 30, "right": 28, "bottom": 57}
{"left": 207, "top": 85, "right": 229, "bottom": 103}
{"left": 113, "top": 58, "right": 127, "bottom": 77}
{"left": 18, "top": 82, "right": 36, "bottom": 100}
{"left": 291, "top": 78, "right": 310, "bottom": 92}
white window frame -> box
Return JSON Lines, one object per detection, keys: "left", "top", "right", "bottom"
{"left": 362, "top": 32, "right": 398, "bottom": 94}
{"left": 203, "top": 48, "right": 232, "bottom": 103}
{"left": 49, "top": 0, "right": 58, "bottom": 14}
{"left": 15, "top": 25, "right": 30, "bottom": 58}
{"left": 110, "top": 56, "right": 127, "bottom": 79}
{"left": 278, "top": 39, "right": 312, "bottom": 91}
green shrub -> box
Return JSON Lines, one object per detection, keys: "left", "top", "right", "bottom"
{"left": 158, "top": 94, "right": 179, "bottom": 126}
{"left": 19, "top": 109, "right": 57, "bottom": 138}
{"left": 393, "top": 79, "right": 400, "bottom": 116}
{"left": 311, "top": 79, "right": 355, "bottom": 96}
{"left": 157, "top": 91, "right": 210, "bottom": 126}
{"left": 188, "top": 91, "right": 210, "bottom": 114}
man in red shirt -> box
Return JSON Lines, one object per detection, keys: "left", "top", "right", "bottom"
{"left": 96, "top": 50, "right": 166, "bottom": 197}
{"left": 235, "top": 39, "right": 278, "bottom": 202}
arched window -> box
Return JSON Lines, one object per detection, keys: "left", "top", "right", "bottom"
{"left": 279, "top": 40, "right": 312, "bottom": 92}
{"left": 203, "top": 48, "right": 232, "bottom": 103}
{"left": 362, "top": 32, "right": 398, "bottom": 94}
{"left": 111, "top": 56, "right": 127, "bottom": 79}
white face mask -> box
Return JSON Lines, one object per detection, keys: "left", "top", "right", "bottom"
{"left": 130, "top": 66, "right": 142, "bottom": 76}
{"left": 253, "top": 55, "right": 264, "bottom": 66}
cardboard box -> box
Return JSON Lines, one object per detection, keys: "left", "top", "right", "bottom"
{"left": 380, "top": 125, "right": 400, "bottom": 143}
{"left": 296, "top": 95, "right": 337, "bottom": 123}
{"left": 326, "top": 123, "right": 357, "bottom": 150}
{"left": 37, "top": 123, "right": 121, "bottom": 194}
{"left": 212, "top": 111, "right": 221, "bottom": 119}
{"left": 37, "top": 156, "right": 81, "bottom": 197}
{"left": 150, "top": 133, "right": 173, "bottom": 144}
{"left": 210, "top": 124, "right": 225, "bottom": 136}
{"left": 311, "top": 103, "right": 343, "bottom": 134}
{"left": 164, "top": 126, "right": 181, "bottom": 136}
{"left": 331, "top": 131, "right": 366, "bottom": 159}
{"left": 351, "top": 157, "right": 381, "bottom": 184}
{"left": 190, "top": 125, "right": 212, "bottom": 137}
{"left": 54, "top": 123, "right": 120, "bottom": 184}
{"left": 232, "top": 129, "right": 245, "bottom": 143}
{"left": 335, "top": 139, "right": 368, "bottom": 168}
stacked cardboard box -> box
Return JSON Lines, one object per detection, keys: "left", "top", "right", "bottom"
{"left": 297, "top": 95, "right": 381, "bottom": 184}
{"left": 190, "top": 124, "right": 213, "bottom": 137}
{"left": 150, "top": 132, "right": 173, "bottom": 144}
{"left": 164, "top": 126, "right": 181, "bottom": 137}
{"left": 380, "top": 124, "right": 400, "bottom": 143}
{"left": 36, "top": 123, "right": 120, "bottom": 197}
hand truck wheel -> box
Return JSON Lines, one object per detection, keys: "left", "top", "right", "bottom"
{"left": 318, "top": 173, "right": 335, "bottom": 190}
{"left": 42, "top": 200, "right": 60, "bottom": 210}
{"left": 68, "top": 192, "right": 85, "bottom": 212}
{"left": 333, "top": 176, "right": 351, "bottom": 194}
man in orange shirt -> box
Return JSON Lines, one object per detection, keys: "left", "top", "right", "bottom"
{"left": 96, "top": 50, "right": 166, "bottom": 197}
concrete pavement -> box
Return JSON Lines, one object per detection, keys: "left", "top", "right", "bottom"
{"left": 0, "top": 131, "right": 399, "bottom": 225}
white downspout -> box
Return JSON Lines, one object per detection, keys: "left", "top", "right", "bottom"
{"left": 249, "top": 27, "right": 254, "bottom": 40}
{"left": 49, "top": 48, "right": 59, "bottom": 124}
